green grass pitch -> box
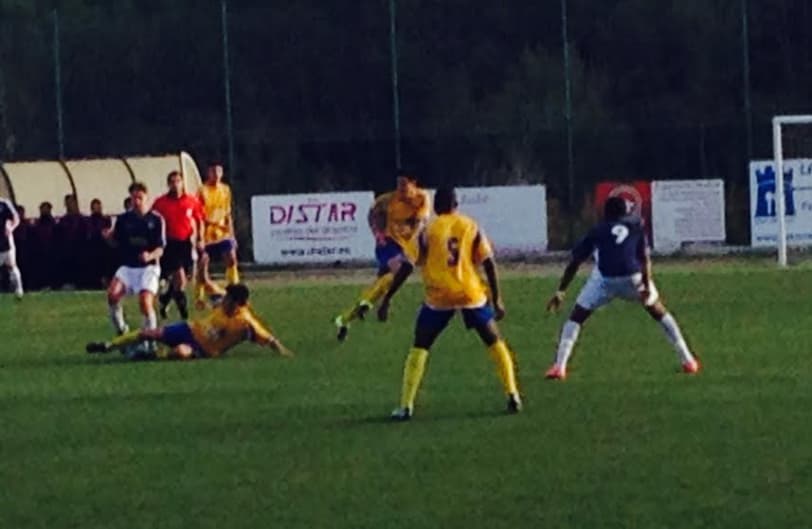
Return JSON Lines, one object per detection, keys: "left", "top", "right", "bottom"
{"left": 1, "top": 262, "right": 811, "bottom": 528}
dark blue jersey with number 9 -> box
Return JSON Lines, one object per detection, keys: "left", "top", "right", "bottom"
{"left": 571, "top": 215, "right": 646, "bottom": 277}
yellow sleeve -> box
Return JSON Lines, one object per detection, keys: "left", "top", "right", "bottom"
{"left": 369, "top": 192, "right": 392, "bottom": 232}
{"left": 244, "top": 312, "right": 275, "bottom": 345}
{"left": 225, "top": 185, "right": 233, "bottom": 215}
{"left": 416, "top": 190, "right": 431, "bottom": 221}
{"left": 473, "top": 229, "right": 494, "bottom": 264}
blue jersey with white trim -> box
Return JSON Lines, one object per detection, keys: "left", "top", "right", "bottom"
{"left": 114, "top": 210, "right": 166, "bottom": 267}
{"left": 572, "top": 215, "right": 646, "bottom": 277}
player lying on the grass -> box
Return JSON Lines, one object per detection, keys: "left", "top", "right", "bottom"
{"left": 104, "top": 182, "right": 166, "bottom": 335}
{"left": 86, "top": 283, "right": 294, "bottom": 360}
{"left": 378, "top": 187, "right": 522, "bottom": 420}
{"left": 545, "top": 196, "right": 700, "bottom": 379}
{"left": 0, "top": 196, "right": 24, "bottom": 299}
{"left": 333, "top": 169, "right": 430, "bottom": 341}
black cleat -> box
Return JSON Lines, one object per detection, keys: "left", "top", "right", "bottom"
{"left": 356, "top": 304, "right": 371, "bottom": 321}
{"left": 506, "top": 394, "right": 523, "bottom": 414}
{"left": 86, "top": 342, "right": 111, "bottom": 354}
{"left": 334, "top": 316, "right": 349, "bottom": 342}
{"left": 158, "top": 303, "right": 169, "bottom": 320}
{"left": 390, "top": 407, "right": 413, "bottom": 421}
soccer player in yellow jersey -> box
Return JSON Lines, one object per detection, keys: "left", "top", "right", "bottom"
{"left": 334, "top": 170, "right": 431, "bottom": 341}
{"left": 86, "top": 284, "right": 293, "bottom": 360}
{"left": 196, "top": 163, "right": 240, "bottom": 307}
{"left": 378, "top": 187, "right": 522, "bottom": 420}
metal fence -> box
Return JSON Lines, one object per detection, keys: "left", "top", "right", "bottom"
{"left": 1, "top": 0, "right": 811, "bottom": 249}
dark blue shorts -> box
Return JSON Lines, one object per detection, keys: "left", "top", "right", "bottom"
{"left": 375, "top": 238, "right": 405, "bottom": 275}
{"left": 161, "top": 322, "right": 205, "bottom": 357}
{"left": 416, "top": 303, "right": 495, "bottom": 334}
{"left": 205, "top": 238, "right": 236, "bottom": 260}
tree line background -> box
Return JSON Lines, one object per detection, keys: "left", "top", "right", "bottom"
{"left": 1, "top": 0, "right": 811, "bottom": 249}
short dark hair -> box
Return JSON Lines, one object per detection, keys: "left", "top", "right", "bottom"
{"left": 90, "top": 198, "right": 102, "bottom": 207}
{"left": 396, "top": 167, "right": 417, "bottom": 182}
{"left": 434, "top": 187, "right": 457, "bottom": 214}
{"left": 166, "top": 170, "right": 182, "bottom": 184}
{"left": 604, "top": 196, "right": 628, "bottom": 220}
{"left": 225, "top": 283, "right": 250, "bottom": 305}
{"left": 208, "top": 161, "right": 223, "bottom": 168}
{"left": 129, "top": 181, "right": 148, "bottom": 194}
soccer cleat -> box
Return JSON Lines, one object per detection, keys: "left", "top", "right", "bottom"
{"left": 506, "top": 394, "right": 523, "bottom": 414}
{"left": 390, "top": 407, "right": 412, "bottom": 421}
{"left": 334, "top": 316, "right": 349, "bottom": 342}
{"left": 86, "top": 342, "right": 112, "bottom": 354}
{"left": 158, "top": 302, "right": 170, "bottom": 320}
{"left": 356, "top": 301, "right": 373, "bottom": 321}
{"left": 681, "top": 359, "right": 701, "bottom": 374}
{"left": 545, "top": 364, "right": 567, "bottom": 380}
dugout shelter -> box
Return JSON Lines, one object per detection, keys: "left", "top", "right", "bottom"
{"left": 0, "top": 152, "right": 202, "bottom": 215}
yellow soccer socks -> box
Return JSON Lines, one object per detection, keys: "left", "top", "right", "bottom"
{"left": 110, "top": 330, "right": 142, "bottom": 350}
{"left": 225, "top": 263, "right": 240, "bottom": 285}
{"left": 337, "top": 273, "right": 394, "bottom": 326}
{"left": 488, "top": 340, "right": 520, "bottom": 397}
{"left": 399, "top": 347, "right": 429, "bottom": 410}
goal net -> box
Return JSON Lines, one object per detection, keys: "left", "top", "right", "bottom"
{"left": 771, "top": 115, "right": 812, "bottom": 266}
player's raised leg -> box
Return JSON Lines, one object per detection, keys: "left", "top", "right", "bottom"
{"left": 334, "top": 258, "right": 397, "bottom": 341}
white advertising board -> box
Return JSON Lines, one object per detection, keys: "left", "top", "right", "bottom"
{"left": 251, "top": 191, "right": 376, "bottom": 264}
{"left": 454, "top": 185, "right": 548, "bottom": 254}
{"left": 750, "top": 159, "right": 812, "bottom": 247}
{"left": 651, "top": 179, "right": 726, "bottom": 251}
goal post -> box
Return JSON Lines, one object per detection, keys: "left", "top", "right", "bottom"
{"left": 772, "top": 114, "right": 812, "bottom": 267}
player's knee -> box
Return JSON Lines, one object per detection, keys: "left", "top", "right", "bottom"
{"left": 646, "top": 302, "right": 667, "bottom": 321}
{"left": 387, "top": 258, "right": 402, "bottom": 274}
{"left": 569, "top": 305, "right": 592, "bottom": 324}
{"left": 413, "top": 327, "right": 438, "bottom": 350}
{"left": 139, "top": 294, "right": 154, "bottom": 313}
{"left": 476, "top": 321, "right": 501, "bottom": 346}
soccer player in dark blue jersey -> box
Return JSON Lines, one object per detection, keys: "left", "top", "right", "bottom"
{"left": 545, "top": 196, "right": 699, "bottom": 379}
{"left": 0, "top": 197, "right": 23, "bottom": 299}
{"left": 105, "top": 182, "right": 166, "bottom": 335}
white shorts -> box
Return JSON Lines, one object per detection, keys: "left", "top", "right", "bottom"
{"left": 575, "top": 269, "right": 659, "bottom": 311}
{"left": 0, "top": 247, "right": 16, "bottom": 267}
{"left": 114, "top": 265, "right": 161, "bottom": 295}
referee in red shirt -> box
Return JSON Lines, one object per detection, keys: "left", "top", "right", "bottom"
{"left": 151, "top": 171, "right": 204, "bottom": 320}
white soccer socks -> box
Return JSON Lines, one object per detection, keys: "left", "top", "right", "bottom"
{"left": 143, "top": 310, "right": 157, "bottom": 331}
{"left": 9, "top": 266, "right": 23, "bottom": 297}
{"left": 659, "top": 313, "right": 696, "bottom": 365}
{"left": 554, "top": 320, "right": 581, "bottom": 370}
{"left": 109, "top": 303, "right": 127, "bottom": 334}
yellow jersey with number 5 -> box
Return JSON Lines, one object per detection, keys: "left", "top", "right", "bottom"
{"left": 418, "top": 212, "right": 493, "bottom": 310}
{"left": 198, "top": 182, "right": 233, "bottom": 244}
{"left": 190, "top": 305, "right": 274, "bottom": 357}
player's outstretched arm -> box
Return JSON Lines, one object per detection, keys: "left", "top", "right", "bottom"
{"left": 267, "top": 337, "right": 295, "bottom": 358}
{"left": 482, "top": 258, "right": 505, "bottom": 320}
{"left": 547, "top": 259, "right": 581, "bottom": 313}
{"left": 377, "top": 261, "right": 414, "bottom": 322}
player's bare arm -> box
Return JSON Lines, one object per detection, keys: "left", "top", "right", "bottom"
{"left": 140, "top": 247, "right": 164, "bottom": 264}
{"left": 547, "top": 259, "right": 583, "bottom": 312}
{"left": 377, "top": 260, "right": 415, "bottom": 322}
{"left": 482, "top": 258, "right": 505, "bottom": 320}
